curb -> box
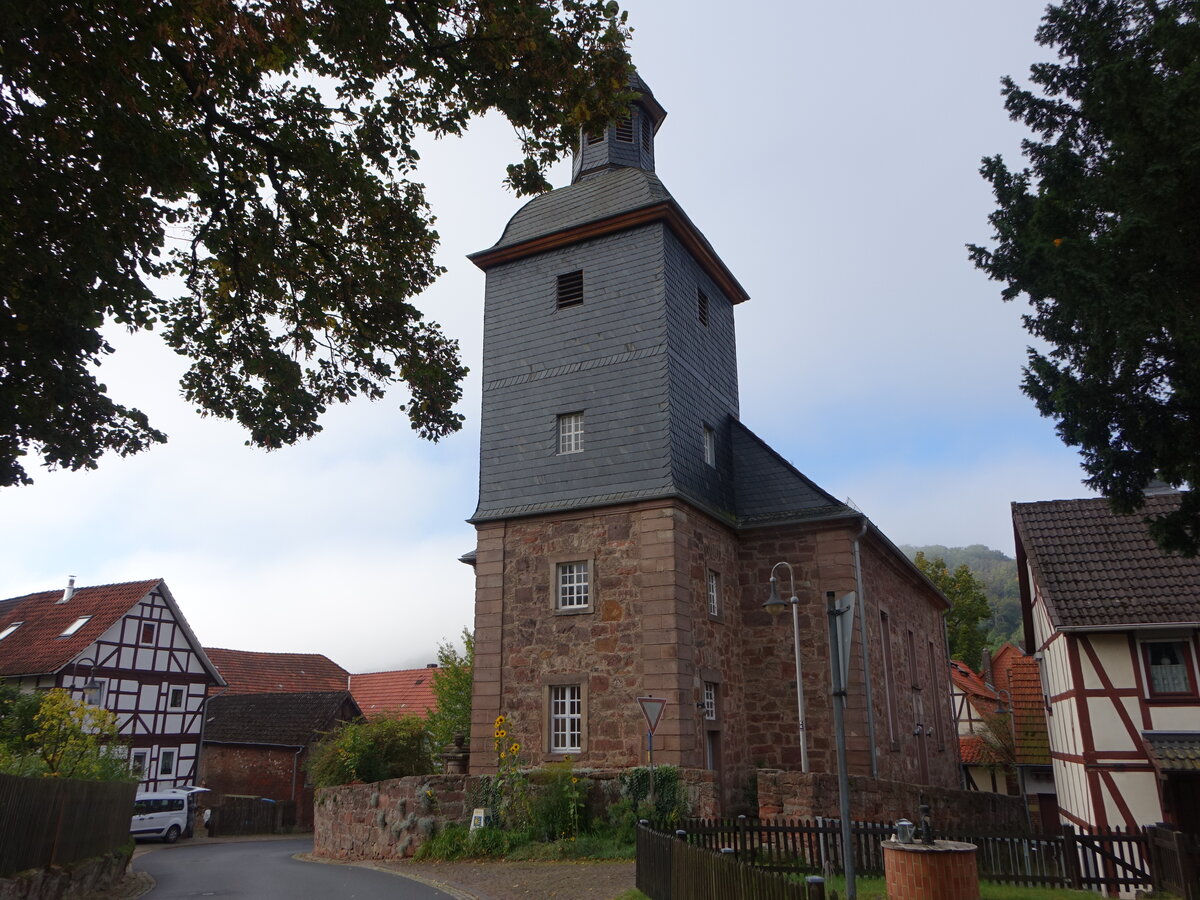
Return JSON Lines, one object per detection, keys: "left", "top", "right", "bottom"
{"left": 294, "top": 854, "right": 484, "bottom": 900}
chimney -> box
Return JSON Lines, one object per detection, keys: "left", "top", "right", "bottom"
{"left": 980, "top": 648, "right": 993, "bottom": 686}
{"left": 426, "top": 663, "right": 438, "bottom": 669}
{"left": 58, "top": 576, "right": 76, "bottom": 605}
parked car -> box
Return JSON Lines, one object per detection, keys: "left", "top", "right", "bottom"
{"left": 130, "top": 792, "right": 189, "bottom": 843}
{"left": 166, "top": 785, "right": 210, "bottom": 838}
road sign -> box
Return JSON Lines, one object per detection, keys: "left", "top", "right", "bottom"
{"left": 637, "top": 696, "right": 667, "bottom": 734}
{"left": 834, "top": 591, "right": 856, "bottom": 692}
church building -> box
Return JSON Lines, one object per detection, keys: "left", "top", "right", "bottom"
{"left": 464, "top": 74, "right": 959, "bottom": 813}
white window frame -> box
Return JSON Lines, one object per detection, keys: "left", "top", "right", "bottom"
{"left": 704, "top": 682, "right": 717, "bottom": 721}
{"left": 706, "top": 570, "right": 720, "bottom": 617}
{"left": 0, "top": 622, "right": 22, "bottom": 641}
{"left": 159, "top": 748, "right": 176, "bottom": 777}
{"left": 556, "top": 561, "right": 590, "bottom": 610}
{"left": 168, "top": 686, "right": 186, "bottom": 710}
{"left": 131, "top": 750, "right": 147, "bottom": 777}
{"left": 59, "top": 615, "right": 92, "bottom": 637}
{"left": 703, "top": 425, "right": 716, "bottom": 467}
{"left": 558, "top": 412, "right": 584, "bottom": 454}
{"left": 550, "top": 684, "right": 582, "bottom": 753}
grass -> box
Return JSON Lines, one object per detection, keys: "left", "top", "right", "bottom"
{"left": 416, "top": 824, "right": 634, "bottom": 862}
{"left": 797, "top": 873, "right": 1109, "bottom": 900}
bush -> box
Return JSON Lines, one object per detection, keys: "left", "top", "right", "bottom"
{"left": 527, "top": 758, "right": 590, "bottom": 841}
{"left": 306, "top": 715, "right": 432, "bottom": 787}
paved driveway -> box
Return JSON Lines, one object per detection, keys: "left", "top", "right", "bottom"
{"left": 136, "top": 837, "right": 458, "bottom": 900}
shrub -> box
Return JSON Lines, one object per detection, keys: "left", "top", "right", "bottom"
{"left": 306, "top": 715, "right": 432, "bottom": 787}
{"left": 527, "top": 758, "right": 590, "bottom": 841}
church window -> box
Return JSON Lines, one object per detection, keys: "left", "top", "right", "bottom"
{"left": 556, "top": 270, "right": 584, "bottom": 309}
{"left": 706, "top": 570, "right": 720, "bottom": 617}
{"left": 704, "top": 682, "right": 718, "bottom": 720}
{"left": 641, "top": 116, "right": 652, "bottom": 152}
{"left": 556, "top": 561, "right": 590, "bottom": 610}
{"left": 549, "top": 684, "right": 582, "bottom": 752}
{"left": 1143, "top": 640, "right": 1197, "bottom": 697}
{"left": 879, "top": 611, "right": 899, "bottom": 747}
{"left": 558, "top": 412, "right": 584, "bottom": 454}
{"left": 59, "top": 615, "right": 91, "bottom": 637}
{"left": 697, "top": 289, "right": 709, "bottom": 326}
{"left": 0, "top": 622, "right": 22, "bottom": 641}
{"left": 703, "top": 425, "right": 716, "bottom": 467}
{"left": 615, "top": 116, "right": 634, "bottom": 142}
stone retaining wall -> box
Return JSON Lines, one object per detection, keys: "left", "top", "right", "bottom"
{"left": 0, "top": 847, "right": 131, "bottom": 900}
{"left": 756, "top": 770, "right": 1029, "bottom": 833}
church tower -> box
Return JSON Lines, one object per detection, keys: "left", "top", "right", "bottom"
{"left": 465, "top": 74, "right": 961, "bottom": 814}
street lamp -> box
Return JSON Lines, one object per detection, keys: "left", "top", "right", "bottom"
{"left": 762, "top": 561, "right": 810, "bottom": 773}
{"left": 69, "top": 656, "right": 103, "bottom": 707}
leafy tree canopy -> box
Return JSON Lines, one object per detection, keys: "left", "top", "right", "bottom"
{"left": 1, "top": 0, "right": 633, "bottom": 486}
{"left": 903, "top": 544, "right": 1022, "bottom": 649}
{"left": 0, "top": 687, "right": 133, "bottom": 780}
{"left": 970, "top": 0, "right": 1200, "bottom": 554}
{"left": 914, "top": 551, "right": 992, "bottom": 670}
{"left": 426, "top": 628, "right": 473, "bottom": 757}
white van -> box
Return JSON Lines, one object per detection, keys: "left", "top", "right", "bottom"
{"left": 130, "top": 792, "right": 190, "bottom": 843}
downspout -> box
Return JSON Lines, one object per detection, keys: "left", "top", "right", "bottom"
{"left": 852, "top": 520, "right": 878, "bottom": 779}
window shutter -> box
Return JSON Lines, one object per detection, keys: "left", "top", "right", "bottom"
{"left": 556, "top": 270, "right": 584, "bottom": 309}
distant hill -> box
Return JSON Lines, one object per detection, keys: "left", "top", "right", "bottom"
{"left": 900, "top": 544, "right": 1022, "bottom": 652}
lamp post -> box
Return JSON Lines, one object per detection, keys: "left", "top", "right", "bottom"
{"left": 69, "top": 656, "right": 103, "bottom": 707}
{"left": 761, "top": 561, "right": 810, "bottom": 774}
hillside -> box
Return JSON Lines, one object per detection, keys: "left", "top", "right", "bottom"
{"left": 900, "top": 544, "right": 1022, "bottom": 651}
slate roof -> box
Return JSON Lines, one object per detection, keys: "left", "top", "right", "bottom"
{"left": 203, "top": 691, "right": 359, "bottom": 747}
{"left": 1143, "top": 731, "right": 1200, "bottom": 773}
{"left": 349, "top": 667, "right": 439, "bottom": 721}
{"left": 204, "top": 647, "right": 349, "bottom": 695}
{"left": 0, "top": 579, "right": 222, "bottom": 685}
{"left": 992, "top": 643, "right": 1051, "bottom": 767}
{"left": 1012, "top": 494, "right": 1200, "bottom": 629}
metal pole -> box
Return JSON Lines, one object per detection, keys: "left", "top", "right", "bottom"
{"left": 791, "top": 598, "right": 809, "bottom": 773}
{"left": 827, "top": 591, "right": 856, "bottom": 900}
{"left": 647, "top": 730, "right": 656, "bottom": 811}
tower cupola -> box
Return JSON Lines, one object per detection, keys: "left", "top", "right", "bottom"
{"left": 571, "top": 71, "right": 666, "bottom": 184}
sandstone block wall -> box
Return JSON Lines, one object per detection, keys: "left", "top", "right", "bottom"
{"left": 0, "top": 847, "right": 130, "bottom": 900}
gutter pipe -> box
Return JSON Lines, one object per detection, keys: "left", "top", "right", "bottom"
{"left": 852, "top": 520, "right": 878, "bottom": 779}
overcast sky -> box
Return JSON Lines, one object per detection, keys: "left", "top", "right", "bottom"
{"left": 0, "top": 0, "right": 1092, "bottom": 673}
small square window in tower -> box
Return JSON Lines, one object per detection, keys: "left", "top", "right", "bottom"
{"left": 615, "top": 116, "right": 634, "bottom": 143}
{"left": 550, "top": 684, "right": 582, "bottom": 752}
{"left": 706, "top": 570, "right": 720, "bottom": 617}
{"left": 556, "top": 270, "right": 584, "bottom": 309}
{"left": 697, "top": 289, "right": 709, "bottom": 327}
{"left": 556, "top": 561, "right": 590, "bottom": 610}
{"left": 703, "top": 425, "right": 716, "bottom": 467}
{"left": 558, "top": 412, "right": 584, "bottom": 454}
{"left": 704, "top": 682, "right": 718, "bottom": 721}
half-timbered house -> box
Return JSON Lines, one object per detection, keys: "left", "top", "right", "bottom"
{"left": 1013, "top": 493, "right": 1200, "bottom": 838}
{"left": 0, "top": 578, "right": 224, "bottom": 789}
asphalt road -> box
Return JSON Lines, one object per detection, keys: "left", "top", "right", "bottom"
{"left": 136, "top": 838, "right": 457, "bottom": 900}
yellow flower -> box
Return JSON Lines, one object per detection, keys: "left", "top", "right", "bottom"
{"left": 1053, "top": 237, "right": 1064, "bottom": 247}
{"left": 499, "top": 751, "right": 506, "bottom": 759}
{"left": 495, "top": 715, "right": 506, "bottom": 726}
{"left": 510, "top": 743, "right": 520, "bottom": 754}
{"left": 496, "top": 729, "right": 506, "bottom": 738}
{"left": 571, "top": 777, "right": 578, "bottom": 783}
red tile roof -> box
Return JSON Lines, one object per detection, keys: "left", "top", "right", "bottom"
{"left": 205, "top": 648, "right": 349, "bottom": 695}
{"left": 959, "top": 734, "right": 1007, "bottom": 765}
{"left": 992, "top": 643, "right": 1051, "bottom": 766}
{"left": 950, "top": 659, "right": 998, "bottom": 703}
{"left": 1012, "top": 494, "right": 1200, "bottom": 629}
{"left": 349, "top": 667, "right": 439, "bottom": 720}
{"left": 0, "top": 580, "right": 164, "bottom": 677}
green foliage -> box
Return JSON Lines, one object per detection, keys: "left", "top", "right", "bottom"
{"left": 914, "top": 552, "right": 992, "bottom": 670}
{"left": 426, "top": 629, "right": 473, "bottom": 757}
{"left": 611, "top": 765, "right": 689, "bottom": 836}
{"left": 413, "top": 822, "right": 471, "bottom": 860}
{"left": 0, "top": 687, "right": 133, "bottom": 780}
{"left": 969, "top": 0, "right": 1200, "bottom": 555}
{"left": 305, "top": 715, "right": 432, "bottom": 788}
{"left": 1, "top": 0, "right": 634, "bottom": 487}
{"left": 903, "top": 544, "right": 1023, "bottom": 650}
{"left": 526, "top": 758, "right": 590, "bottom": 841}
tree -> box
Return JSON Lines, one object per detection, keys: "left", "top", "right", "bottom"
{"left": 0, "top": 687, "right": 132, "bottom": 780}
{"left": 969, "top": 0, "right": 1200, "bottom": 554}
{"left": 426, "top": 629, "right": 473, "bottom": 756}
{"left": 306, "top": 715, "right": 432, "bottom": 787}
{"left": 1, "top": 1, "right": 633, "bottom": 487}
{"left": 914, "top": 552, "right": 991, "bottom": 670}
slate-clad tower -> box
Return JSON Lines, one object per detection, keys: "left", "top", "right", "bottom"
{"left": 466, "top": 75, "right": 961, "bottom": 813}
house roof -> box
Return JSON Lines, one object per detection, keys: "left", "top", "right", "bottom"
{"left": 950, "top": 659, "right": 998, "bottom": 703}
{"left": 992, "top": 643, "right": 1051, "bottom": 766}
{"left": 959, "top": 734, "right": 1007, "bottom": 766}
{"left": 203, "top": 691, "right": 359, "bottom": 747}
{"left": 1142, "top": 731, "right": 1200, "bottom": 773}
{"left": 0, "top": 579, "right": 223, "bottom": 684}
{"left": 204, "top": 647, "right": 349, "bottom": 695}
{"left": 349, "top": 667, "right": 438, "bottom": 720}
{"left": 1012, "top": 494, "right": 1200, "bottom": 629}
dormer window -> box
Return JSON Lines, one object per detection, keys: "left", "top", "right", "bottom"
{"left": 0, "top": 622, "right": 22, "bottom": 641}
{"left": 556, "top": 270, "right": 583, "bottom": 309}
{"left": 615, "top": 116, "right": 634, "bottom": 142}
{"left": 59, "top": 615, "right": 92, "bottom": 637}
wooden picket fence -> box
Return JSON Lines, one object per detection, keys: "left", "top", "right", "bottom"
{"left": 0, "top": 772, "right": 136, "bottom": 877}
{"left": 635, "top": 816, "right": 1191, "bottom": 897}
